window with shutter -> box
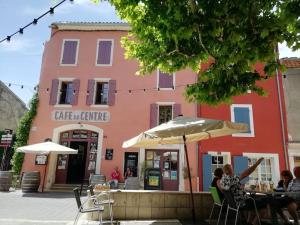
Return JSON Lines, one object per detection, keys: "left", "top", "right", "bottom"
{"left": 59, "top": 81, "right": 73, "bottom": 104}
{"left": 60, "top": 39, "right": 79, "bottom": 65}
{"left": 158, "top": 105, "right": 172, "bottom": 125}
{"left": 158, "top": 70, "right": 175, "bottom": 89}
{"left": 96, "top": 39, "right": 113, "bottom": 66}
{"left": 95, "top": 82, "right": 109, "bottom": 105}
{"left": 231, "top": 104, "right": 254, "bottom": 137}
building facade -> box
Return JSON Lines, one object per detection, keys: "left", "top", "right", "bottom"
{"left": 21, "top": 22, "right": 198, "bottom": 191}
{"left": 199, "top": 63, "right": 289, "bottom": 191}
{"left": 281, "top": 57, "right": 300, "bottom": 170}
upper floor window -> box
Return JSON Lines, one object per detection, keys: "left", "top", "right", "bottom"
{"left": 95, "top": 82, "right": 109, "bottom": 105}
{"left": 60, "top": 39, "right": 79, "bottom": 65}
{"left": 59, "top": 81, "right": 73, "bottom": 104}
{"left": 159, "top": 105, "right": 172, "bottom": 125}
{"left": 96, "top": 39, "right": 113, "bottom": 66}
{"left": 231, "top": 104, "right": 255, "bottom": 137}
{"left": 150, "top": 103, "right": 181, "bottom": 128}
{"left": 49, "top": 78, "right": 80, "bottom": 106}
{"left": 86, "top": 79, "right": 116, "bottom": 106}
{"left": 157, "top": 70, "right": 175, "bottom": 89}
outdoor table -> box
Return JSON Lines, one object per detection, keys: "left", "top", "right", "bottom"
{"left": 246, "top": 190, "right": 299, "bottom": 225}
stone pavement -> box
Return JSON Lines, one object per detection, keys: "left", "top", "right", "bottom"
{"left": 0, "top": 190, "right": 207, "bottom": 225}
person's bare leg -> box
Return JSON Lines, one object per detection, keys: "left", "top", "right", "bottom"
{"left": 287, "top": 202, "right": 299, "bottom": 225}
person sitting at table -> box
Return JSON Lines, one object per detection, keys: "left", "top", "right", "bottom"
{"left": 109, "top": 166, "right": 121, "bottom": 189}
{"left": 286, "top": 166, "right": 300, "bottom": 225}
{"left": 221, "top": 158, "right": 267, "bottom": 225}
{"left": 211, "top": 167, "right": 224, "bottom": 201}
{"left": 277, "top": 170, "right": 294, "bottom": 191}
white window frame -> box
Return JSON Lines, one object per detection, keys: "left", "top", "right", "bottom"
{"left": 60, "top": 39, "right": 80, "bottom": 66}
{"left": 156, "top": 69, "right": 176, "bottom": 90}
{"left": 54, "top": 77, "right": 74, "bottom": 108}
{"left": 243, "top": 152, "right": 280, "bottom": 185}
{"left": 231, "top": 104, "right": 255, "bottom": 137}
{"left": 156, "top": 102, "right": 175, "bottom": 125}
{"left": 208, "top": 151, "right": 231, "bottom": 178}
{"left": 91, "top": 78, "right": 111, "bottom": 107}
{"left": 95, "top": 39, "right": 114, "bottom": 66}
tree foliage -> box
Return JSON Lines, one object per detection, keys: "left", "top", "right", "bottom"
{"left": 11, "top": 92, "right": 39, "bottom": 175}
{"left": 101, "top": 0, "right": 300, "bottom": 105}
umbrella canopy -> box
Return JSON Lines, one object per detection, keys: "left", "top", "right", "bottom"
{"left": 16, "top": 141, "right": 78, "bottom": 155}
{"left": 123, "top": 116, "right": 248, "bottom": 148}
{"left": 122, "top": 116, "right": 248, "bottom": 224}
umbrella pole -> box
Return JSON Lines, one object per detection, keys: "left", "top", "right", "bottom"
{"left": 42, "top": 159, "right": 48, "bottom": 192}
{"left": 183, "top": 135, "right": 196, "bottom": 224}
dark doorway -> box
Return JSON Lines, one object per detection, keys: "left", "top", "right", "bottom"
{"left": 67, "top": 141, "right": 87, "bottom": 184}
{"left": 124, "top": 152, "right": 138, "bottom": 177}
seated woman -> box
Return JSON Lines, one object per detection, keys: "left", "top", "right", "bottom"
{"left": 211, "top": 168, "right": 224, "bottom": 201}
{"left": 221, "top": 158, "right": 267, "bottom": 225}
{"left": 277, "top": 170, "right": 293, "bottom": 191}
{"left": 286, "top": 166, "right": 300, "bottom": 225}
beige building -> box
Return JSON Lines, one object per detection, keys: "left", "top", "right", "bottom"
{"left": 0, "top": 81, "right": 27, "bottom": 132}
{"left": 281, "top": 57, "right": 300, "bottom": 169}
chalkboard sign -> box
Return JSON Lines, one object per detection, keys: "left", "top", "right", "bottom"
{"left": 105, "top": 149, "right": 113, "bottom": 160}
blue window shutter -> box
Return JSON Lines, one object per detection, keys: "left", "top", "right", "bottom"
{"left": 233, "top": 156, "right": 249, "bottom": 184}
{"left": 108, "top": 80, "right": 116, "bottom": 106}
{"left": 203, "top": 154, "right": 212, "bottom": 191}
{"left": 150, "top": 104, "right": 158, "bottom": 128}
{"left": 234, "top": 107, "right": 251, "bottom": 133}
{"left": 172, "top": 104, "right": 181, "bottom": 118}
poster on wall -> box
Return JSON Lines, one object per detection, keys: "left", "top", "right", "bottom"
{"left": 88, "top": 161, "right": 96, "bottom": 170}
{"left": 57, "top": 154, "right": 68, "bottom": 170}
{"left": 35, "top": 155, "right": 48, "bottom": 165}
{"left": 105, "top": 149, "right": 113, "bottom": 160}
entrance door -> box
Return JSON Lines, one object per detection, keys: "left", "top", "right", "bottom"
{"left": 145, "top": 150, "right": 179, "bottom": 191}
{"left": 67, "top": 141, "right": 87, "bottom": 184}
{"left": 124, "top": 152, "right": 138, "bottom": 177}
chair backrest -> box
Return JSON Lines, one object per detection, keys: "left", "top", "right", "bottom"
{"left": 209, "top": 186, "right": 222, "bottom": 204}
{"left": 223, "top": 190, "right": 237, "bottom": 208}
{"left": 89, "top": 174, "right": 106, "bottom": 186}
{"left": 125, "top": 177, "right": 140, "bottom": 190}
{"left": 88, "top": 185, "right": 95, "bottom": 196}
{"left": 73, "top": 187, "right": 82, "bottom": 209}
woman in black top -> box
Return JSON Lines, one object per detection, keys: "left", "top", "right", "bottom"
{"left": 211, "top": 167, "right": 224, "bottom": 200}
{"left": 277, "top": 170, "right": 293, "bottom": 191}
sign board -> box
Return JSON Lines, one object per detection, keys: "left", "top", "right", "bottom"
{"left": 35, "top": 155, "right": 48, "bottom": 165}
{"left": 105, "top": 149, "right": 113, "bottom": 160}
{"left": 1, "top": 134, "right": 12, "bottom": 145}
{"left": 52, "top": 110, "right": 110, "bottom": 122}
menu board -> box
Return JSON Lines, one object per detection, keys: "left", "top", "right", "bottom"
{"left": 149, "top": 176, "right": 159, "bottom": 186}
{"left": 35, "top": 155, "right": 48, "bottom": 165}
{"left": 105, "top": 149, "right": 113, "bottom": 160}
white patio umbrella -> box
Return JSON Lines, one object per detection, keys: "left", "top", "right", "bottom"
{"left": 122, "top": 116, "right": 248, "bottom": 223}
{"left": 17, "top": 141, "right": 78, "bottom": 192}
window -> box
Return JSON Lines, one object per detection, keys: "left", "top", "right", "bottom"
{"left": 59, "top": 81, "right": 73, "bottom": 104}
{"left": 159, "top": 105, "right": 172, "bottom": 124}
{"left": 231, "top": 104, "right": 255, "bottom": 137}
{"left": 95, "top": 82, "right": 109, "bottom": 105}
{"left": 96, "top": 39, "right": 113, "bottom": 66}
{"left": 208, "top": 152, "right": 231, "bottom": 179}
{"left": 157, "top": 70, "right": 175, "bottom": 89}
{"left": 243, "top": 153, "right": 280, "bottom": 186}
{"left": 60, "top": 39, "right": 79, "bottom": 65}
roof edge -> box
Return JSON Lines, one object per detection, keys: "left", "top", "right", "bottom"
{"left": 51, "top": 22, "right": 131, "bottom": 31}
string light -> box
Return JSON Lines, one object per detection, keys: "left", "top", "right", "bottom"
{"left": 0, "top": 0, "right": 70, "bottom": 43}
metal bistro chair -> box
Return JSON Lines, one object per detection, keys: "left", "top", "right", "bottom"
{"left": 88, "top": 185, "right": 114, "bottom": 225}
{"left": 209, "top": 186, "right": 225, "bottom": 225}
{"left": 73, "top": 187, "right": 104, "bottom": 225}
{"left": 223, "top": 190, "right": 261, "bottom": 225}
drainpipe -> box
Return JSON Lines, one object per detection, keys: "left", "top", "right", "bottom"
{"left": 275, "top": 49, "right": 289, "bottom": 169}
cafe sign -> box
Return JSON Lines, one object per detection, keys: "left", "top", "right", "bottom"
{"left": 52, "top": 110, "right": 110, "bottom": 122}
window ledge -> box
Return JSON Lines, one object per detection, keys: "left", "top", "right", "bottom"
{"left": 232, "top": 133, "right": 255, "bottom": 137}
{"left": 95, "top": 64, "right": 112, "bottom": 67}
{"left": 54, "top": 104, "right": 72, "bottom": 108}
{"left": 90, "top": 104, "right": 109, "bottom": 108}
{"left": 158, "top": 88, "right": 175, "bottom": 90}
{"left": 59, "top": 64, "right": 78, "bottom": 66}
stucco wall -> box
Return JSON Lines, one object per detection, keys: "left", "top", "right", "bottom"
{"left": 0, "top": 81, "right": 27, "bottom": 132}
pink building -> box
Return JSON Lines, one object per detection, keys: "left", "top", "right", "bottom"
{"left": 21, "top": 22, "right": 198, "bottom": 191}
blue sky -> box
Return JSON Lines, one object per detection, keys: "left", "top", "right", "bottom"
{"left": 0, "top": 0, "right": 299, "bottom": 106}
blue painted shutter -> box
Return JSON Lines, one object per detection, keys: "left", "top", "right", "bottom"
{"left": 172, "top": 104, "right": 181, "bottom": 118}
{"left": 234, "top": 107, "right": 251, "bottom": 133}
{"left": 71, "top": 79, "right": 80, "bottom": 105}
{"left": 150, "top": 104, "right": 158, "bottom": 128}
{"left": 233, "top": 156, "right": 249, "bottom": 184}
{"left": 97, "top": 41, "right": 112, "bottom": 65}
{"left": 61, "top": 40, "right": 78, "bottom": 64}
{"left": 86, "top": 79, "right": 95, "bottom": 105}
{"left": 108, "top": 80, "right": 116, "bottom": 106}
{"left": 203, "top": 154, "right": 212, "bottom": 191}
{"left": 159, "top": 70, "right": 173, "bottom": 88}
{"left": 49, "top": 79, "right": 59, "bottom": 105}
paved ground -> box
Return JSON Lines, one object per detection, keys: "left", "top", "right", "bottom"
{"left": 0, "top": 190, "right": 203, "bottom": 225}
